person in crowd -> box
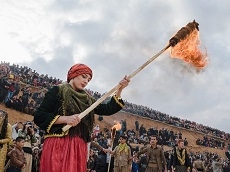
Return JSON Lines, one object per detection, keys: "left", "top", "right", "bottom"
{"left": 32, "top": 147, "right": 41, "bottom": 172}
{"left": 109, "top": 135, "right": 132, "bottom": 172}
{"left": 135, "top": 135, "right": 167, "bottom": 172}
{"left": 0, "top": 77, "right": 9, "bottom": 103}
{"left": 5, "top": 95, "right": 17, "bottom": 109}
{"left": 135, "top": 120, "right": 139, "bottom": 132}
{"left": 193, "top": 155, "right": 206, "bottom": 172}
{"left": 132, "top": 151, "right": 139, "bottom": 172}
{"left": 138, "top": 151, "right": 148, "bottom": 172}
{"left": 212, "top": 155, "right": 223, "bottom": 172}
{"left": 12, "top": 122, "right": 23, "bottom": 140}
{"left": 4, "top": 82, "right": 16, "bottom": 103}
{"left": 21, "top": 87, "right": 31, "bottom": 112}
{"left": 0, "top": 110, "right": 12, "bottom": 172}
{"left": 12, "top": 81, "right": 20, "bottom": 97}
{"left": 14, "top": 96, "right": 24, "bottom": 112}
{"left": 222, "top": 162, "right": 230, "bottom": 172}
{"left": 95, "top": 150, "right": 108, "bottom": 172}
{"left": 7, "top": 136, "right": 26, "bottom": 172}
{"left": 18, "top": 122, "right": 37, "bottom": 172}
{"left": 173, "top": 139, "right": 192, "bottom": 172}
{"left": 164, "top": 150, "right": 173, "bottom": 172}
{"left": 184, "top": 138, "right": 188, "bottom": 146}
{"left": 34, "top": 63, "right": 130, "bottom": 172}
{"left": 87, "top": 149, "right": 97, "bottom": 172}
{"left": 24, "top": 100, "right": 36, "bottom": 115}
{"left": 223, "top": 145, "right": 230, "bottom": 160}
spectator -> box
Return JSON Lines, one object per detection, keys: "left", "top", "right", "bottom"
{"left": 193, "top": 155, "right": 206, "bottom": 172}
{"left": 224, "top": 146, "right": 230, "bottom": 160}
{"left": 135, "top": 120, "right": 139, "bottom": 132}
{"left": 7, "top": 136, "right": 26, "bottom": 172}
{"left": 24, "top": 100, "right": 36, "bottom": 115}
{"left": 0, "top": 110, "right": 12, "bottom": 172}
{"left": 14, "top": 96, "right": 24, "bottom": 112}
{"left": 32, "top": 147, "right": 41, "bottom": 172}
{"left": 87, "top": 149, "right": 97, "bottom": 171}
{"left": 21, "top": 87, "right": 31, "bottom": 111}
{"left": 135, "top": 135, "right": 167, "bottom": 172}
{"left": 138, "top": 152, "right": 148, "bottom": 172}
{"left": 212, "top": 155, "right": 223, "bottom": 172}
{"left": 18, "top": 122, "right": 37, "bottom": 172}
{"left": 184, "top": 138, "right": 188, "bottom": 146}
{"left": 0, "top": 77, "right": 9, "bottom": 103}
{"left": 12, "top": 122, "right": 23, "bottom": 140}
{"left": 173, "top": 139, "right": 192, "bottom": 172}
{"left": 110, "top": 135, "right": 132, "bottom": 172}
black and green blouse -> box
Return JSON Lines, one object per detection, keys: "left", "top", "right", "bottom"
{"left": 34, "top": 83, "right": 124, "bottom": 142}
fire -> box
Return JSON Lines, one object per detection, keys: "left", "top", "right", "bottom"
{"left": 112, "top": 120, "right": 121, "bottom": 131}
{"left": 169, "top": 29, "right": 208, "bottom": 71}
{"left": 110, "top": 121, "right": 121, "bottom": 138}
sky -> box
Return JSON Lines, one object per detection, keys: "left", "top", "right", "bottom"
{"left": 0, "top": 0, "right": 229, "bottom": 133}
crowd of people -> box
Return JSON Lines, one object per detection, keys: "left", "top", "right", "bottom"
{"left": 123, "top": 102, "right": 230, "bottom": 140}
{"left": 1, "top": 117, "right": 230, "bottom": 172}
{"left": 196, "top": 136, "right": 224, "bottom": 149}
{"left": 1, "top": 61, "right": 230, "bottom": 172}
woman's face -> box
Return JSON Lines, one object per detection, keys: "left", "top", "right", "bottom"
{"left": 69, "top": 74, "right": 91, "bottom": 90}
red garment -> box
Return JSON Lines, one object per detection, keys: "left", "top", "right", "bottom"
{"left": 40, "top": 136, "right": 87, "bottom": 172}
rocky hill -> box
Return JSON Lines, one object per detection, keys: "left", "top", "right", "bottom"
{"left": 1, "top": 103, "right": 227, "bottom": 158}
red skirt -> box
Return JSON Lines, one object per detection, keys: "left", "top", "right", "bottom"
{"left": 40, "top": 136, "right": 87, "bottom": 172}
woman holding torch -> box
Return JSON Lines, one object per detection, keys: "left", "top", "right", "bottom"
{"left": 34, "top": 63, "right": 130, "bottom": 172}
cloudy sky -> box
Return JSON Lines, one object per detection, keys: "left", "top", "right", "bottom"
{"left": 1, "top": 0, "right": 229, "bottom": 132}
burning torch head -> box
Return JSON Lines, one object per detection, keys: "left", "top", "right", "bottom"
{"left": 168, "top": 20, "right": 208, "bottom": 70}
{"left": 169, "top": 20, "right": 199, "bottom": 47}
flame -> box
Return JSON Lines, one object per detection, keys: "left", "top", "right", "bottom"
{"left": 169, "top": 29, "right": 208, "bottom": 71}
{"left": 112, "top": 120, "right": 121, "bottom": 131}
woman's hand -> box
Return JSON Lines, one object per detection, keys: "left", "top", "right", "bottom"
{"left": 116, "top": 75, "right": 130, "bottom": 97}
{"left": 119, "top": 75, "right": 130, "bottom": 90}
{"left": 55, "top": 114, "right": 81, "bottom": 126}
{"left": 65, "top": 115, "right": 81, "bottom": 126}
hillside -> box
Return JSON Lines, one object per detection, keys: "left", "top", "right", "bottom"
{"left": 1, "top": 103, "right": 227, "bottom": 158}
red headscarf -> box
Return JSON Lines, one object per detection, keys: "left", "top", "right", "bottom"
{"left": 67, "top": 64, "right": 93, "bottom": 83}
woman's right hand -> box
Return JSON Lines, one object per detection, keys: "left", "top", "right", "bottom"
{"left": 65, "top": 115, "right": 81, "bottom": 126}
{"left": 56, "top": 115, "right": 81, "bottom": 126}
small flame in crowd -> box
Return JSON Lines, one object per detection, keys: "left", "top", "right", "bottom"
{"left": 169, "top": 29, "right": 208, "bottom": 72}
{"left": 110, "top": 121, "right": 121, "bottom": 138}
{"left": 112, "top": 120, "right": 121, "bottom": 131}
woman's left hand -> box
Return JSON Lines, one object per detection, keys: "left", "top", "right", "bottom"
{"left": 115, "top": 75, "right": 130, "bottom": 98}
{"left": 118, "top": 75, "right": 130, "bottom": 90}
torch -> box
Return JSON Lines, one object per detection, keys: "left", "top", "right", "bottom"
{"left": 62, "top": 20, "right": 205, "bottom": 132}
{"left": 107, "top": 127, "right": 117, "bottom": 172}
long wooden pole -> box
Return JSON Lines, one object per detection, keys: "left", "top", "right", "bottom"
{"left": 107, "top": 127, "right": 116, "bottom": 172}
{"left": 62, "top": 20, "right": 200, "bottom": 132}
{"left": 62, "top": 44, "right": 171, "bottom": 132}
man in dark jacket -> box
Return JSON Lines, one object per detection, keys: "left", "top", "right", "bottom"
{"left": 173, "top": 139, "right": 192, "bottom": 172}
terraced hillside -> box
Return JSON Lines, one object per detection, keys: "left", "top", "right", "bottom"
{"left": 1, "top": 103, "right": 227, "bottom": 158}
